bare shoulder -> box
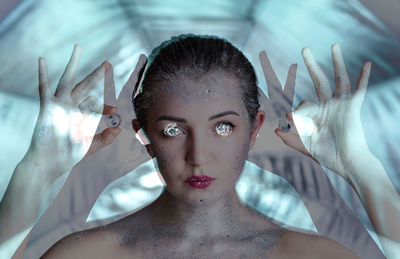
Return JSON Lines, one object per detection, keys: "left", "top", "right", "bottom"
{"left": 41, "top": 207, "right": 151, "bottom": 258}
{"left": 41, "top": 226, "right": 122, "bottom": 259}
{"left": 269, "top": 230, "right": 360, "bottom": 259}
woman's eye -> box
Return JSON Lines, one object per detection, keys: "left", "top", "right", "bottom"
{"left": 215, "top": 122, "right": 234, "bottom": 137}
{"left": 162, "top": 122, "right": 183, "bottom": 137}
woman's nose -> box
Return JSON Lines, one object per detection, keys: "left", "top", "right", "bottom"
{"left": 185, "top": 133, "right": 212, "bottom": 166}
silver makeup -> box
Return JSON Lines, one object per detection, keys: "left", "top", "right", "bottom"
{"left": 216, "top": 123, "right": 232, "bottom": 137}
{"left": 163, "top": 122, "right": 181, "bottom": 136}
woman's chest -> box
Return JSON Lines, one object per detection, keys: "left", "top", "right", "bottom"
{"left": 117, "top": 233, "right": 281, "bottom": 258}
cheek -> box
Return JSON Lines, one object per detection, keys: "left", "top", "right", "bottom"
{"left": 156, "top": 147, "right": 172, "bottom": 167}
{"left": 154, "top": 145, "right": 182, "bottom": 177}
{"left": 233, "top": 142, "right": 250, "bottom": 173}
{"left": 221, "top": 134, "right": 251, "bottom": 176}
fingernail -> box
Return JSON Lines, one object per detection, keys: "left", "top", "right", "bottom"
{"left": 301, "top": 47, "right": 310, "bottom": 56}
{"left": 103, "top": 61, "right": 111, "bottom": 73}
{"left": 364, "top": 61, "right": 372, "bottom": 72}
{"left": 74, "top": 44, "right": 82, "bottom": 51}
{"left": 331, "top": 43, "right": 340, "bottom": 52}
{"left": 259, "top": 51, "right": 267, "bottom": 59}
{"left": 139, "top": 54, "right": 147, "bottom": 62}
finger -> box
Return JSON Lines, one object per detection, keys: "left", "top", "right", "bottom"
{"left": 276, "top": 111, "right": 315, "bottom": 159}
{"left": 274, "top": 128, "right": 311, "bottom": 157}
{"left": 331, "top": 44, "right": 351, "bottom": 98}
{"left": 131, "top": 54, "right": 148, "bottom": 99}
{"left": 283, "top": 63, "right": 297, "bottom": 106}
{"left": 286, "top": 112, "right": 293, "bottom": 121}
{"left": 118, "top": 54, "right": 147, "bottom": 128}
{"left": 71, "top": 61, "right": 109, "bottom": 103}
{"left": 38, "top": 57, "right": 52, "bottom": 105}
{"left": 302, "top": 47, "right": 333, "bottom": 102}
{"left": 104, "top": 62, "right": 116, "bottom": 106}
{"left": 79, "top": 96, "right": 105, "bottom": 115}
{"left": 103, "top": 104, "right": 117, "bottom": 115}
{"left": 293, "top": 100, "right": 318, "bottom": 119}
{"left": 257, "top": 86, "right": 270, "bottom": 108}
{"left": 259, "top": 51, "right": 282, "bottom": 98}
{"left": 354, "top": 61, "right": 371, "bottom": 107}
{"left": 86, "top": 127, "right": 121, "bottom": 156}
{"left": 55, "top": 44, "right": 82, "bottom": 99}
{"left": 291, "top": 101, "right": 318, "bottom": 141}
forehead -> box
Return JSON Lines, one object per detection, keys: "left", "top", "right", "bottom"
{"left": 148, "top": 71, "right": 248, "bottom": 119}
{"left": 154, "top": 71, "right": 242, "bottom": 102}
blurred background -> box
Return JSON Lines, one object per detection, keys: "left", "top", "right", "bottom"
{"left": 0, "top": 0, "right": 399, "bottom": 258}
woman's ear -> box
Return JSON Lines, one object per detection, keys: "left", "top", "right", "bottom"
{"left": 132, "top": 119, "right": 141, "bottom": 133}
{"left": 249, "top": 111, "right": 265, "bottom": 151}
{"left": 131, "top": 119, "right": 155, "bottom": 157}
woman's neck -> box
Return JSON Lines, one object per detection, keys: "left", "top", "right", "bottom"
{"left": 144, "top": 190, "right": 252, "bottom": 239}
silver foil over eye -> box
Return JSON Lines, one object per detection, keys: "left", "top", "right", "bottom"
{"left": 216, "top": 123, "right": 232, "bottom": 137}
{"left": 105, "top": 113, "right": 121, "bottom": 128}
{"left": 278, "top": 117, "right": 291, "bottom": 132}
{"left": 163, "top": 122, "right": 180, "bottom": 136}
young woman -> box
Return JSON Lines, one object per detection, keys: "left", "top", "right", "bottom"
{"left": 1, "top": 35, "right": 399, "bottom": 258}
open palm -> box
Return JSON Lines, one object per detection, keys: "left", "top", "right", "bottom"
{"left": 277, "top": 44, "right": 371, "bottom": 180}
{"left": 26, "top": 45, "right": 118, "bottom": 180}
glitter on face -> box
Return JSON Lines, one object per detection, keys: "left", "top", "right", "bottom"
{"left": 216, "top": 123, "right": 232, "bottom": 137}
{"left": 163, "top": 122, "right": 182, "bottom": 136}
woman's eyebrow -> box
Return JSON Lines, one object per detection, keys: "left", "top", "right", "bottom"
{"left": 208, "top": 110, "right": 239, "bottom": 121}
{"left": 155, "top": 111, "right": 239, "bottom": 123}
{"left": 156, "top": 115, "right": 187, "bottom": 123}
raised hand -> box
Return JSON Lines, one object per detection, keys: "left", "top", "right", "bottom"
{"left": 32, "top": 53, "right": 152, "bottom": 232}
{"left": 248, "top": 51, "right": 305, "bottom": 170}
{"left": 0, "top": 45, "right": 121, "bottom": 258}
{"left": 279, "top": 45, "right": 400, "bottom": 258}
{"left": 24, "top": 44, "right": 118, "bottom": 181}
{"left": 276, "top": 44, "right": 372, "bottom": 180}
{"left": 258, "top": 51, "right": 297, "bottom": 122}
{"left": 80, "top": 54, "right": 151, "bottom": 173}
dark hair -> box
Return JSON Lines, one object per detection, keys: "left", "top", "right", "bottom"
{"left": 133, "top": 34, "right": 260, "bottom": 131}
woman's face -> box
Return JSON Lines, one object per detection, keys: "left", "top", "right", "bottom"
{"left": 140, "top": 71, "right": 264, "bottom": 205}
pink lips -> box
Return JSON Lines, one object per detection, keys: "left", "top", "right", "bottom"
{"left": 184, "top": 175, "right": 216, "bottom": 189}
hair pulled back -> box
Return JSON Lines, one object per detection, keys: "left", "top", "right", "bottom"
{"left": 133, "top": 34, "right": 260, "bottom": 131}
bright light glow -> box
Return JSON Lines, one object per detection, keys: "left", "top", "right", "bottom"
{"left": 138, "top": 173, "right": 164, "bottom": 188}
{"left": 52, "top": 106, "right": 69, "bottom": 135}
{"left": 293, "top": 114, "right": 315, "bottom": 137}
{"left": 262, "top": 193, "right": 274, "bottom": 204}
{"left": 113, "top": 188, "right": 150, "bottom": 211}
{"left": 79, "top": 113, "right": 101, "bottom": 136}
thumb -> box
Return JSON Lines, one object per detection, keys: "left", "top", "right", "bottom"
{"left": 86, "top": 127, "right": 121, "bottom": 156}
{"left": 274, "top": 116, "right": 312, "bottom": 158}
